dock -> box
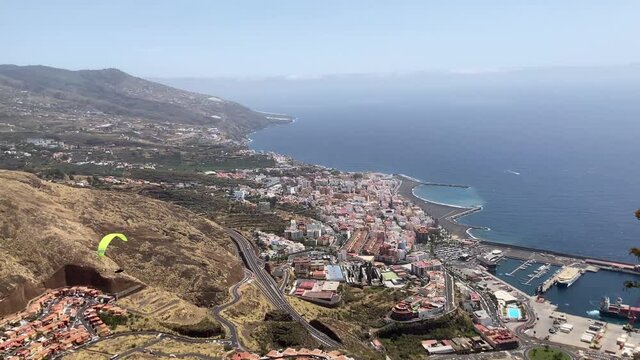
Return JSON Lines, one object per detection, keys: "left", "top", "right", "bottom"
{"left": 506, "top": 259, "right": 535, "bottom": 277}
{"left": 420, "top": 182, "right": 470, "bottom": 189}
{"left": 395, "top": 174, "right": 470, "bottom": 189}
{"left": 538, "top": 268, "right": 561, "bottom": 293}
{"left": 537, "top": 265, "right": 584, "bottom": 294}
{"left": 524, "top": 264, "right": 551, "bottom": 285}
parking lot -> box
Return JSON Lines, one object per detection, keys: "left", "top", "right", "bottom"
{"left": 530, "top": 300, "right": 630, "bottom": 355}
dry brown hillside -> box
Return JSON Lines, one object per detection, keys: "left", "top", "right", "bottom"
{"left": 0, "top": 170, "right": 244, "bottom": 316}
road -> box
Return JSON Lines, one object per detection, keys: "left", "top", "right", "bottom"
{"left": 444, "top": 271, "right": 455, "bottom": 312}
{"left": 210, "top": 268, "right": 253, "bottom": 350}
{"left": 225, "top": 228, "right": 341, "bottom": 348}
{"left": 279, "top": 265, "right": 290, "bottom": 292}
{"left": 77, "top": 300, "right": 98, "bottom": 337}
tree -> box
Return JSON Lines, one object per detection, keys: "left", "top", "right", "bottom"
{"left": 626, "top": 209, "right": 640, "bottom": 288}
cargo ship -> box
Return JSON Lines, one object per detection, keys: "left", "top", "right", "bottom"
{"left": 599, "top": 297, "right": 640, "bottom": 321}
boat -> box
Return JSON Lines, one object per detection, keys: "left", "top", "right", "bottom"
{"left": 600, "top": 297, "right": 640, "bottom": 320}
{"left": 556, "top": 266, "right": 582, "bottom": 287}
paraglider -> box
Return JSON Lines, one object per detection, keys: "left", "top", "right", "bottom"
{"left": 97, "top": 233, "right": 128, "bottom": 257}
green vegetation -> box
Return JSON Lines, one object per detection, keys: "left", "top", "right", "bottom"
{"left": 264, "top": 309, "right": 293, "bottom": 322}
{"left": 377, "top": 311, "right": 477, "bottom": 360}
{"left": 379, "top": 335, "right": 427, "bottom": 360}
{"left": 265, "top": 322, "right": 314, "bottom": 348}
{"left": 334, "top": 286, "right": 402, "bottom": 329}
{"left": 138, "top": 186, "right": 290, "bottom": 234}
{"left": 528, "top": 347, "right": 571, "bottom": 360}
{"left": 626, "top": 209, "right": 640, "bottom": 288}
{"left": 164, "top": 317, "right": 224, "bottom": 338}
{"left": 98, "top": 312, "right": 129, "bottom": 330}
{"left": 254, "top": 321, "right": 317, "bottom": 353}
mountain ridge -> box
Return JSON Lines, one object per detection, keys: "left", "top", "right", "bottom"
{"left": 0, "top": 64, "right": 286, "bottom": 139}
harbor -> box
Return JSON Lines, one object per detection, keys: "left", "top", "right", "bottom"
{"left": 491, "top": 256, "right": 640, "bottom": 322}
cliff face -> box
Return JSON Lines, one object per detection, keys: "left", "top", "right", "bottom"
{"left": 0, "top": 170, "right": 244, "bottom": 316}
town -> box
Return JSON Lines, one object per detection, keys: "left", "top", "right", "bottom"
{"left": 0, "top": 286, "right": 127, "bottom": 359}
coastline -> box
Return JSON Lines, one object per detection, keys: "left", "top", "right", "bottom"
{"left": 394, "top": 174, "right": 484, "bottom": 239}
{"left": 247, "top": 125, "right": 639, "bottom": 267}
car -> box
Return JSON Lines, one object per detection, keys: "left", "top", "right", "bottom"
{"left": 549, "top": 328, "right": 557, "bottom": 334}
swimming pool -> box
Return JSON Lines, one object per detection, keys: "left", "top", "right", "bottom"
{"left": 506, "top": 305, "right": 522, "bottom": 320}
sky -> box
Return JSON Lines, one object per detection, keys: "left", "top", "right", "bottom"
{"left": 1, "top": 0, "right": 639, "bottom": 78}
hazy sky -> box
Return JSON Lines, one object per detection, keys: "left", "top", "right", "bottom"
{"left": 2, "top": 1, "right": 639, "bottom": 77}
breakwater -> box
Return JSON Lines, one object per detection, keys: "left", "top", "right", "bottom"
{"left": 449, "top": 206, "right": 483, "bottom": 220}
{"left": 480, "top": 240, "right": 638, "bottom": 270}
{"left": 396, "top": 174, "right": 469, "bottom": 188}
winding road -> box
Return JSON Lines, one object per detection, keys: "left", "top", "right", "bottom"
{"left": 210, "top": 268, "right": 253, "bottom": 350}
{"left": 225, "top": 228, "right": 341, "bottom": 349}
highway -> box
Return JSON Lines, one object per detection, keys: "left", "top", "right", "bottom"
{"left": 225, "top": 228, "right": 341, "bottom": 349}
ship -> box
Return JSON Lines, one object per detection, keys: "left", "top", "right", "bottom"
{"left": 556, "top": 266, "right": 582, "bottom": 287}
{"left": 599, "top": 297, "right": 640, "bottom": 321}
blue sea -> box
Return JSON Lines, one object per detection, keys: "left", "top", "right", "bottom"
{"left": 495, "top": 257, "right": 640, "bottom": 321}
{"left": 159, "top": 71, "right": 640, "bottom": 316}
{"left": 240, "top": 87, "right": 640, "bottom": 262}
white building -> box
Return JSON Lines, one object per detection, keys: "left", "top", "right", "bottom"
{"left": 233, "top": 190, "right": 246, "bottom": 201}
{"left": 473, "top": 310, "right": 492, "bottom": 326}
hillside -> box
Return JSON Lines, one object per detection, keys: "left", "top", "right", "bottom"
{"left": 0, "top": 64, "right": 285, "bottom": 139}
{"left": 0, "top": 170, "right": 244, "bottom": 316}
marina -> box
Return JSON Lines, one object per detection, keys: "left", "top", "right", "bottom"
{"left": 506, "top": 259, "right": 534, "bottom": 277}
{"left": 494, "top": 256, "right": 640, "bottom": 322}
{"left": 524, "top": 263, "right": 551, "bottom": 285}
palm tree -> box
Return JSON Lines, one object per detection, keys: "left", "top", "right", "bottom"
{"left": 626, "top": 209, "right": 640, "bottom": 288}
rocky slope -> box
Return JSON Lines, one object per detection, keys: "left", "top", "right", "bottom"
{"left": 0, "top": 170, "right": 244, "bottom": 316}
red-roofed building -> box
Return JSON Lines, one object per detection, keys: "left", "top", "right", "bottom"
{"left": 299, "top": 281, "right": 315, "bottom": 290}
{"left": 474, "top": 324, "right": 519, "bottom": 350}
{"left": 231, "top": 351, "right": 260, "bottom": 360}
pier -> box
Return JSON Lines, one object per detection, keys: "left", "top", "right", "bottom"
{"left": 524, "top": 264, "right": 551, "bottom": 285}
{"left": 506, "top": 259, "right": 535, "bottom": 276}
{"left": 536, "top": 265, "right": 585, "bottom": 293}
{"left": 420, "top": 182, "right": 470, "bottom": 189}
{"left": 395, "top": 174, "right": 470, "bottom": 189}
{"left": 449, "top": 206, "right": 483, "bottom": 220}
{"left": 538, "top": 268, "right": 561, "bottom": 293}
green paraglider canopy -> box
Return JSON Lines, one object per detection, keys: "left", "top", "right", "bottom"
{"left": 97, "top": 233, "right": 128, "bottom": 257}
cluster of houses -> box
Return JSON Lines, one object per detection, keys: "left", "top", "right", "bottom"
{"left": 289, "top": 252, "right": 344, "bottom": 306}
{"left": 292, "top": 280, "right": 342, "bottom": 307}
{"left": 0, "top": 286, "right": 127, "bottom": 360}
{"left": 283, "top": 219, "right": 336, "bottom": 247}
{"left": 256, "top": 231, "right": 306, "bottom": 257}
{"left": 292, "top": 253, "right": 344, "bottom": 282}
{"left": 417, "top": 317, "right": 519, "bottom": 355}
{"left": 83, "top": 303, "right": 127, "bottom": 337}
{"left": 236, "top": 170, "right": 439, "bottom": 263}
{"left": 390, "top": 260, "right": 448, "bottom": 321}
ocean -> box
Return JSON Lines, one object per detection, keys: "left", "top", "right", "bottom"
{"left": 159, "top": 71, "right": 640, "bottom": 315}
{"left": 241, "top": 87, "right": 640, "bottom": 262}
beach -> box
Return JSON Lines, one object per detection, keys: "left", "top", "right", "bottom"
{"left": 395, "top": 174, "right": 480, "bottom": 239}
